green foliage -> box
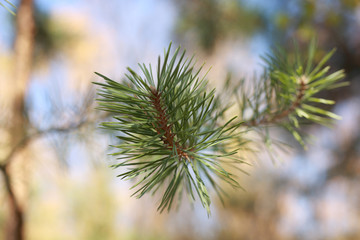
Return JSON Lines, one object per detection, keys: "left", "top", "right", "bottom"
{"left": 176, "top": 0, "right": 264, "bottom": 52}
{"left": 95, "top": 44, "right": 244, "bottom": 216}
{"left": 237, "top": 39, "right": 346, "bottom": 146}
{"left": 95, "top": 40, "right": 345, "bottom": 215}
{"left": 269, "top": 0, "right": 360, "bottom": 46}
{"left": 0, "top": 0, "right": 16, "bottom": 15}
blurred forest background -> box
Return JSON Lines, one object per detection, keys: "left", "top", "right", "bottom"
{"left": 0, "top": 0, "right": 359, "bottom": 239}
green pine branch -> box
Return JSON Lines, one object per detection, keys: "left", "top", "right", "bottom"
{"left": 95, "top": 44, "right": 244, "bottom": 216}
{"left": 94, "top": 40, "right": 346, "bottom": 215}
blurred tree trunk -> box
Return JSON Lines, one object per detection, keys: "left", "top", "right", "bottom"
{"left": 3, "top": 0, "right": 35, "bottom": 239}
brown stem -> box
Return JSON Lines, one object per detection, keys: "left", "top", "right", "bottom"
{"left": 0, "top": 166, "right": 24, "bottom": 240}
{"left": 149, "top": 86, "right": 190, "bottom": 161}
{"left": 245, "top": 76, "right": 308, "bottom": 127}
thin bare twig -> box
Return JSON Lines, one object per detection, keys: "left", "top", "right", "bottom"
{"left": 0, "top": 120, "right": 91, "bottom": 169}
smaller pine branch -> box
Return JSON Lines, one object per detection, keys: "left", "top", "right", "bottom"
{"left": 239, "top": 39, "right": 346, "bottom": 146}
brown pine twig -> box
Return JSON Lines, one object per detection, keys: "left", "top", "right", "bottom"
{"left": 149, "top": 86, "right": 191, "bottom": 161}
{"left": 245, "top": 76, "right": 308, "bottom": 127}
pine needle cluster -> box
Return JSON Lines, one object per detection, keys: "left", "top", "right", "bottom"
{"left": 95, "top": 44, "right": 243, "bottom": 215}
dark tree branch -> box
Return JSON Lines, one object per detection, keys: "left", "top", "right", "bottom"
{"left": 0, "top": 165, "right": 23, "bottom": 240}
